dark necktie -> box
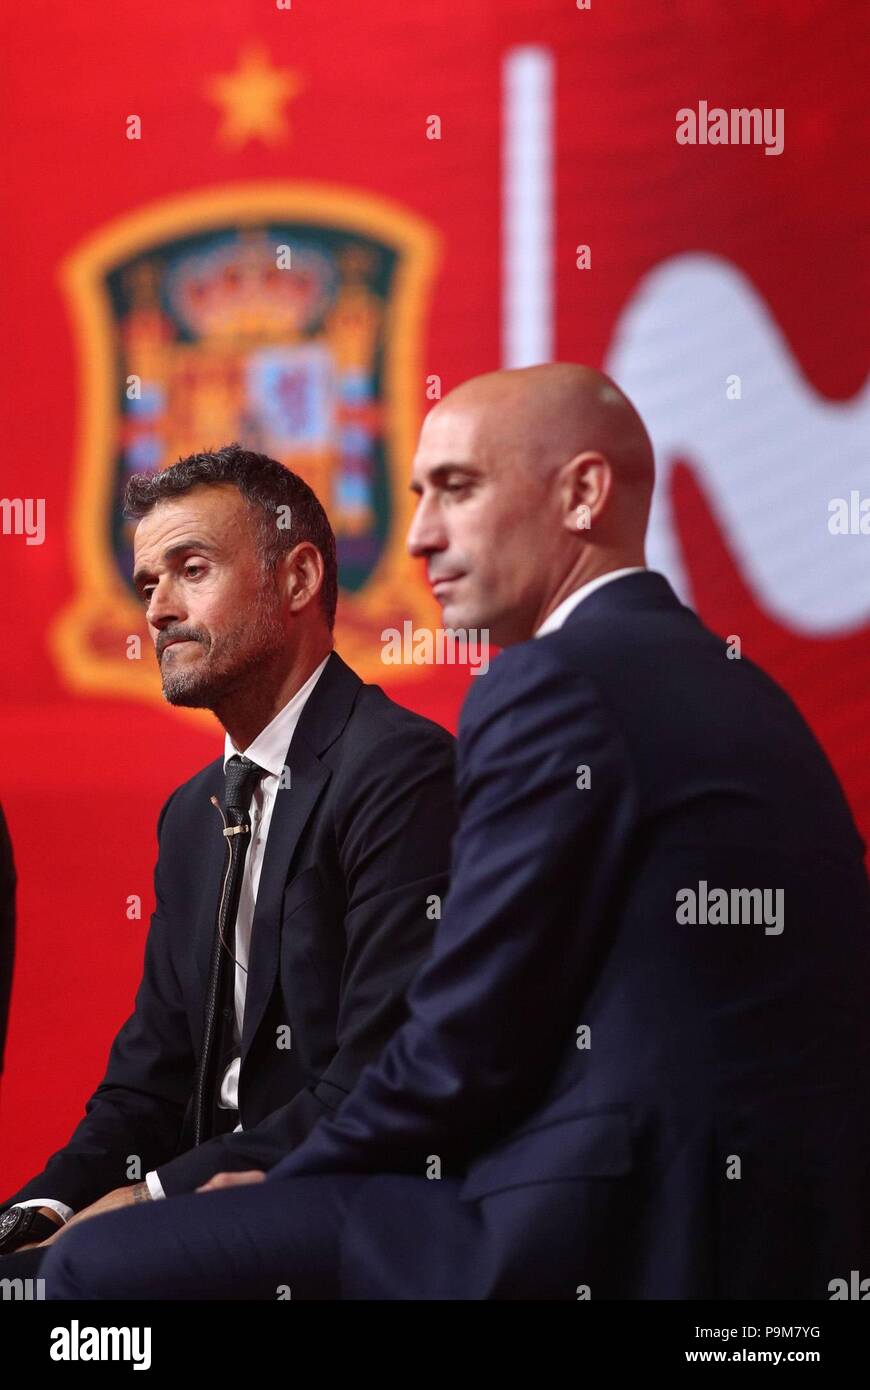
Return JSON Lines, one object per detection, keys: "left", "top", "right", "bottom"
{"left": 192, "top": 754, "right": 266, "bottom": 1145}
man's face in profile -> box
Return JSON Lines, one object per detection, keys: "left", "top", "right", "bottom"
{"left": 407, "top": 405, "right": 554, "bottom": 646}
{"left": 132, "top": 483, "right": 285, "bottom": 709}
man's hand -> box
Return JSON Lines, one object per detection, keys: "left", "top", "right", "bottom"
{"left": 196, "top": 1171, "right": 266, "bottom": 1193}
{"left": 49, "top": 1183, "right": 152, "bottom": 1242}
{"left": 14, "top": 1174, "right": 265, "bottom": 1250}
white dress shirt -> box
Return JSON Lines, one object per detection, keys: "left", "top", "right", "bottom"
{"left": 16, "top": 654, "right": 330, "bottom": 1223}
{"left": 534, "top": 567, "right": 646, "bottom": 637}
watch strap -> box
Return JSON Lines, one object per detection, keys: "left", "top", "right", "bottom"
{"left": 0, "top": 1207, "right": 61, "bottom": 1251}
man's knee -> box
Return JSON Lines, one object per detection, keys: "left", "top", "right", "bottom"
{"left": 42, "top": 1223, "right": 109, "bottom": 1300}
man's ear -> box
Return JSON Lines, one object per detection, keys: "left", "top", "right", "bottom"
{"left": 281, "top": 542, "right": 325, "bottom": 614}
{"left": 557, "top": 451, "right": 612, "bottom": 533}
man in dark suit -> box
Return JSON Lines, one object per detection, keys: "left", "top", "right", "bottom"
{"left": 43, "top": 367, "right": 870, "bottom": 1300}
{"left": 0, "top": 445, "right": 454, "bottom": 1266}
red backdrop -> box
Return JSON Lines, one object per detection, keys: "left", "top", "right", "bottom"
{"left": 1, "top": 0, "right": 867, "bottom": 1191}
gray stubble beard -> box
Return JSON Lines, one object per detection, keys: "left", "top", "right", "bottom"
{"left": 160, "top": 575, "right": 286, "bottom": 711}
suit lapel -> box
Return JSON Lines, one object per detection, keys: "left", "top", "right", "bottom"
{"left": 194, "top": 768, "right": 232, "bottom": 1021}
{"left": 240, "top": 742, "right": 330, "bottom": 1057}
{"left": 239, "top": 652, "right": 362, "bottom": 1061}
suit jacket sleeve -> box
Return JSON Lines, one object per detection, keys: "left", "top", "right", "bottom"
{"left": 268, "top": 647, "right": 638, "bottom": 1182}
{"left": 154, "top": 719, "right": 456, "bottom": 1194}
{"left": 0, "top": 792, "right": 193, "bottom": 1213}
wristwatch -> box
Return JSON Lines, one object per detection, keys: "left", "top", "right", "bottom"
{"left": 0, "top": 1207, "right": 61, "bottom": 1254}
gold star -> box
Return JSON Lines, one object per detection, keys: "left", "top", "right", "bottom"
{"left": 205, "top": 45, "right": 301, "bottom": 148}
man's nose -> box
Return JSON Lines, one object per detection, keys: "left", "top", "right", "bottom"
{"left": 146, "top": 579, "right": 183, "bottom": 631}
{"left": 406, "top": 495, "right": 447, "bottom": 557}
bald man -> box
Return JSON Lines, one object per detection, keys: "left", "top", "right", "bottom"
{"left": 44, "top": 365, "right": 870, "bottom": 1300}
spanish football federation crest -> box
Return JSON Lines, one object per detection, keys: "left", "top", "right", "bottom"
{"left": 52, "top": 183, "right": 440, "bottom": 717}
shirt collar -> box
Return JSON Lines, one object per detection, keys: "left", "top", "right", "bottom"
{"left": 534, "top": 567, "right": 647, "bottom": 638}
{"left": 223, "top": 654, "right": 331, "bottom": 777}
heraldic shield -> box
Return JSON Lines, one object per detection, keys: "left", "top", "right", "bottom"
{"left": 52, "top": 183, "right": 441, "bottom": 717}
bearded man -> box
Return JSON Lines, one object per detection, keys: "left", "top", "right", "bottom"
{"left": 0, "top": 445, "right": 455, "bottom": 1272}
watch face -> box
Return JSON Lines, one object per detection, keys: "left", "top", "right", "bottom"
{"left": 0, "top": 1208, "right": 23, "bottom": 1242}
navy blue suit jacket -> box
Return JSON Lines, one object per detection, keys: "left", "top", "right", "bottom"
{"left": 270, "top": 572, "right": 870, "bottom": 1299}
{"left": 2, "top": 653, "right": 455, "bottom": 1211}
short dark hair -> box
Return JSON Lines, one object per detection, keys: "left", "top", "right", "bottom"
{"left": 123, "top": 444, "right": 338, "bottom": 630}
